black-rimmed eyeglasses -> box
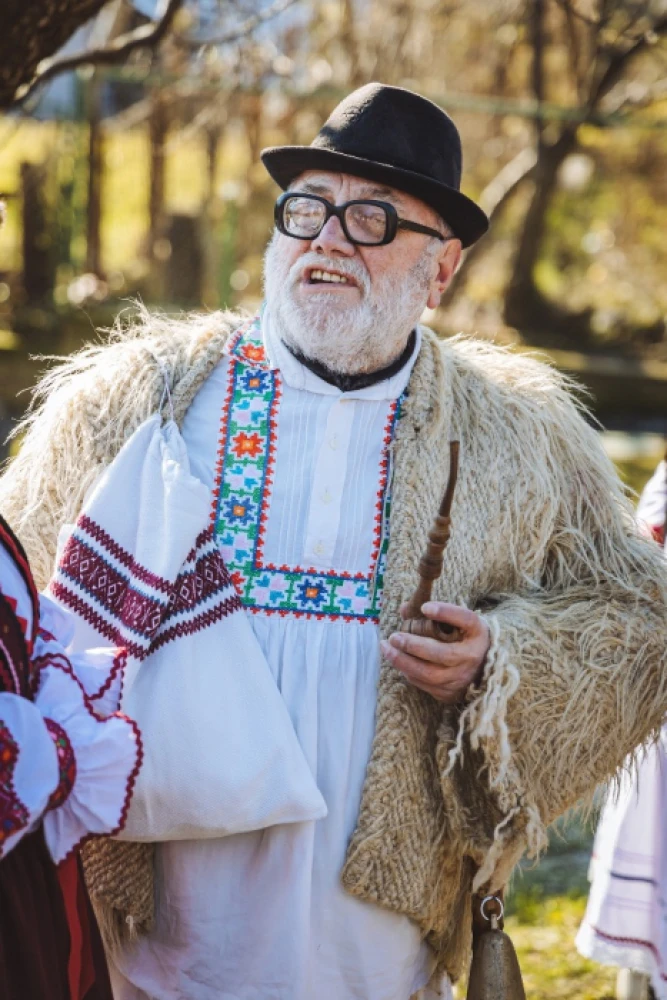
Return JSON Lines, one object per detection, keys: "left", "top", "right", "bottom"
{"left": 274, "top": 192, "right": 450, "bottom": 247}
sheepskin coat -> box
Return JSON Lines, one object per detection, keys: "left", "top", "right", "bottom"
{"left": 2, "top": 309, "right": 666, "bottom": 981}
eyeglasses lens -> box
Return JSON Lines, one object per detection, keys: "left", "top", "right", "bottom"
{"left": 283, "top": 197, "right": 326, "bottom": 238}
{"left": 344, "top": 203, "right": 388, "bottom": 244}
{"left": 282, "top": 196, "right": 389, "bottom": 244}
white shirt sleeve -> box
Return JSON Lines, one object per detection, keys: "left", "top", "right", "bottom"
{"left": 0, "top": 692, "right": 58, "bottom": 858}
{"left": 637, "top": 460, "right": 667, "bottom": 545}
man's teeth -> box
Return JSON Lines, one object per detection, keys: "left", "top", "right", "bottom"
{"left": 310, "top": 270, "right": 349, "bottom": 284}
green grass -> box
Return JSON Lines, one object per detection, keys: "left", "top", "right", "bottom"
{"left": 507, "top": 897, "right": 616, "bottom": 1000}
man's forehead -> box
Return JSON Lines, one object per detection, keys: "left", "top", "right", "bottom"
{"left": 289, "top": 171, "right": 407, "bottom": 207}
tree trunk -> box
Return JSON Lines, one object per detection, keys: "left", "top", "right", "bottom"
{"left": 21, "top": 161, "right": 55, "bottom": 305}
{"left": 201, "top": 125, "right": 221, "bottom": 309}
{"left": 503, "top": 127, "right": 579, "bottom": 333}
{"left": 146, "top": 90, "right": 169, "bottom": 300}
{"left": 85, "top": 73, "right": 104, "bottom": 277}
{"left": 148, "top": 91, "right": 168, "bottom": 262}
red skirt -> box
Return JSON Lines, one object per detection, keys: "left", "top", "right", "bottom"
{"left": 0, "top": 827, "right": 112, "bottom": 1000}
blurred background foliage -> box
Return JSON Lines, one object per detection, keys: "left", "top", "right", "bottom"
{"left": 0, "top": 0, "right": 666, "bottom": 471}
{"left": 0, "top": 4, "right": 666, "bottom": 992}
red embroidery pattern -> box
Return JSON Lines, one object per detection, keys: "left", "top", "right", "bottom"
{"left": 48, "top": 585, "right": 145, "bottom": 660}
{"left": 590, "top": 925, "right": 667, "bottom": 981}
{"left": 168, "top": 540, "right": 236, "bottom": 617}
{"left": 0, "top": 721, "right": 29, "bottom": 850}
{"left": 0, "top": 593, "right": 30, "bottom": 696}
{"left": 78, "top": 515, "right": 173, "bottom": 593}
{"left": 0, "top": 515, "right": 40, "bottom": 651}
{"left": 57, "top": 539, "right": 166, "bottom": 642}
{"left": 152, "top": 593, "right": 242, "bottom": 652}
{"left": 44, "top": 718, "right": 77, "bottom": 811}
{"left": 87, "top": 647, "right": 128, "bottom": 709}
{"left": 52, "top": 520, "right": 239, "bottom": 659}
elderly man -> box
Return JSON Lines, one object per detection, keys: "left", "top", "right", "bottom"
{"left": 1, "top": 83, "right": 666, "bottom": 1000}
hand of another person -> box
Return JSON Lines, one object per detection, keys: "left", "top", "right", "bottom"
{"left": 380, "top": 602, "right": 490, "bottom": 705}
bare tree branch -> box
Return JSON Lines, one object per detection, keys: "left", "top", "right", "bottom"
{"left": 559, "top": 0, "right": 583, "bottom": 98}
{"left": 589, "top": 13, "right": 667, "bottom": 106}
{"left": 603, "top": 75, "right": 667, "bottom": 113}
{"left": 14, "top": 0, "right": 185, "bottom": 106}
{"left": 552, "top": 0, "right": 600, "bottom": 29}
{"left": 180, "top": 0, "right": 299, "bottom": 49}
{"left": 530, "top": 0, "right": 547, "bottom": 151}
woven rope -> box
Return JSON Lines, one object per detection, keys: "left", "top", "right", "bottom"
{"left": 81, "top": 840, "right": 155, "bottom": 950}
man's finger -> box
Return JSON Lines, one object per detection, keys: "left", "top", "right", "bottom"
{"left": 420, "top": 602, "right": 481, "bottom": 632}
{"left": 388, "top": 630, "right": 473, "bottom": 667}
{"left": 381, "top": 641, "right": 452, "bottom": 686}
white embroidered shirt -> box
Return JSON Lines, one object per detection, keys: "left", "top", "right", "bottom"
{"left": 113, "top": 311, "right": 449, "bottom": 1000}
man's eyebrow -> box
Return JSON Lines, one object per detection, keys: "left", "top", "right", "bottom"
{"left": 291, "top": 180, "right": 333, "bottom": 196}
{"left": 289, "top": 180, "right": 405, "bottom": 207}
{"left": 358, "top": 185, "right": 403, "bottom": 206}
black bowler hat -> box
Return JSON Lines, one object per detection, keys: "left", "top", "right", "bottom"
{"left": 261, "top": 82, "right": 489, "bottom": 248}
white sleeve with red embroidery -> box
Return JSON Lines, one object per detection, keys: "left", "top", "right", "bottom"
{"left": 0, "top": 693, "right": 58, "bottom": 859}
{"left": 0, "top": 612, "right": 142, "bottom": 865}
{"left": 38, "top": 593, "right": 127, "bottom": 717}
{"left": 31, "top": 624, "right": 143, "bottom": 863}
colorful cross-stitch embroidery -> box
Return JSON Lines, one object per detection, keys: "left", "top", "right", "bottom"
{"left": 211, "top": 317, "right": 401, "bottom": 623}
{"left": 0, "top": 721, "right": 29, "bottom": 851}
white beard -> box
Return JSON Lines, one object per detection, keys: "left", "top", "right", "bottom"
{"left": 263, "top": 234, "right": 436, "bottom": 375}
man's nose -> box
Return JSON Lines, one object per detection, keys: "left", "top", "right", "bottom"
{"left": 311, "top": 214, "right": 356, "bottom": 257}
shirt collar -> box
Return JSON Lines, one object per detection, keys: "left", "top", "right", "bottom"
{"left": 260, "top": 304, "right": 422, "bottom": 402}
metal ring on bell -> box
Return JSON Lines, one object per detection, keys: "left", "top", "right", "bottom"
{"left": 479, "top": 894, "right": 505, "bottom": 922}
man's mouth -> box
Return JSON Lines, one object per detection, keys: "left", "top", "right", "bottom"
{"left": 305, "top": 267, "right": 358, "bottom": 287}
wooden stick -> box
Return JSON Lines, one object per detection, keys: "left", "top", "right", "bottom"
{"left": 401, "top": 441, "right": 461, "bottom": 642}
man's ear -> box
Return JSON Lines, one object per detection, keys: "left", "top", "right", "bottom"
{"left": 426, "top": 240, "right": 462, "bottom": 310}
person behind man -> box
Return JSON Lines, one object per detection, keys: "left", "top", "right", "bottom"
{"left": 1, "top": 83, "right": 666, "bottom": 1000}
{"left": 0, "top": 513, "right": 142, "bottom": 1000}
{"left": 576, "top": 456, "right": 667, "bottom": 1000}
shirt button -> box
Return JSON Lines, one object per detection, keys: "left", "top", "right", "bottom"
{"left": 329, "top": 436, "right": 339, "bottom": 450}
{"left": 314, "top": 542, "right": 325, "bottom": 556}
{"left": 321, "top": 489, "right": 332, "bottom": 505}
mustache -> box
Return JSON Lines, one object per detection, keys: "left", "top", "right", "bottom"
{"left": 287, "top": 252, "right": 371, "bottom": 297}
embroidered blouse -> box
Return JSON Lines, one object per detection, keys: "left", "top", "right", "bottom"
{"left": 0, "top": 515, "right": 142, "bottom": 864}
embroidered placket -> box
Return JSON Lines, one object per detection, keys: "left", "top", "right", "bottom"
{"left": 211, "top": 318, "right": 402, "bottom": 622}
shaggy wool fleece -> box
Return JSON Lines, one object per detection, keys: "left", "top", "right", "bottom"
{"left": 2, "top": 307, "right": 666, "bottom": 981}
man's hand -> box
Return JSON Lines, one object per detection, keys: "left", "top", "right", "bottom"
{"left": 379, "top": 602, "right": 490, "bottom": 704}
